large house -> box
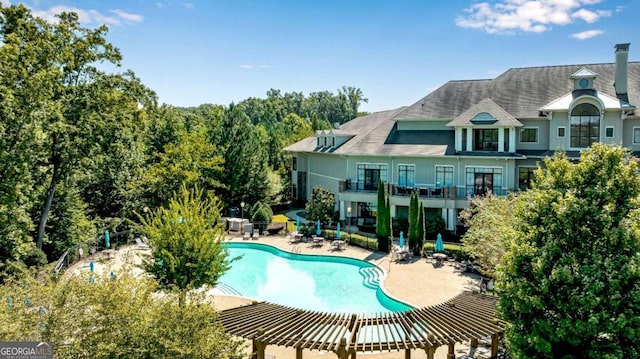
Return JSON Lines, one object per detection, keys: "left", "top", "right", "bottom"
{"left": 285, "top": 44, "right": 640, "bottom": 233}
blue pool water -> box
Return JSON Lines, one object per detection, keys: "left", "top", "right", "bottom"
{"left": 219, "top": 243, "right": 411, "bottom": 313}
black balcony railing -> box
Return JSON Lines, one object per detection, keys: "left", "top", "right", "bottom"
{"left": 339, "top": 180, "right": 512, "bottom": 198}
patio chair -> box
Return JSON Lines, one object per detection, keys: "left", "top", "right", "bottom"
{"left": 252, "top": 229, "right": 260, "bottom": 240}
{"left": 424, "top": 250, "right": 434, "bottom": 263}
{"left": 430, "top": 188, "right": 442, "bottom": 197}
{"left": 243, "top": 231, "right": 250, "bottom": 240}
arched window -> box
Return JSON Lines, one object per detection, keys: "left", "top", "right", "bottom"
{"left": 570, "top": 103, "right": 600, "bottom": 148}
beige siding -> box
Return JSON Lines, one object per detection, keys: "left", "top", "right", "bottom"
{"left": 517, "top": 119, "right": 549, "bottom": 150}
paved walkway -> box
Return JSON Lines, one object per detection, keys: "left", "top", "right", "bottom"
{"left": 71, "top": 233, "right": 489, "bottom": 359}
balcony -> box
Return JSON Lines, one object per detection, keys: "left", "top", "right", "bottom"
{"left": 339, "top": 180, "right": 512, "bottom": 199}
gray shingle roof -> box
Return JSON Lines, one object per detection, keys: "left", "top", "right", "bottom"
{"left": 395, "top": 62, "right": 640, "bottom": 120}
{"left": 446, "top": 98, "right": 523, "bottom": 127}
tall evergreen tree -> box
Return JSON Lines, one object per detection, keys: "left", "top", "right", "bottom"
{"left": 376, "top": 179, "right": 390, "bottom": 252}
{"left": 408, "top": 191, "right": 421, "bottom": 253}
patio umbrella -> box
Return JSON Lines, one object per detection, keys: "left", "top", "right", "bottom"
{"left": 296, "top": 216, "right": 300, "bottom": 232}
{"left": 89, "top": 261, "right": 94, "bottom": 272}
{"left": 104, "top": 230, "right": 110, "bottom": 248}
{"left": 336, "top": 222, "right": 341, "bottom": 239}
{"left": 435, "top": 233, "right": 444, "bottom": 252}
{"left": 399, "top": 231, "right": 404, "bottom": 251}
{"left": 316, "top": 220, "right": 321, "bottom": 236}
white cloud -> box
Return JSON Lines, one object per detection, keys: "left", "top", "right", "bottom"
{"left": 0, "top": 0, "right": 11, "bottom": 7}
{"left": 239, "top": 65, "right": 254, "bottom": 69}
{"left": 456, "top": 0, "right": 613, "bottom": 34}
{"left": 240, "top": 64, "right": 271, "bottom": 69}
{"left": 182, "top": 2, "right": 194, "bottom": 9}
{"left": 570, "top": 29, "right": 604, "bottom": 40}
{"left": 31, "top": 5, "right": 143, "bottom": 26}
{"left": 111, "top": 9, "right": 143, "bottom": 23}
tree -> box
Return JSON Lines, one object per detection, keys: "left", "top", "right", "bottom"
{"left": 497, "top": 144, "right": 640, "bottom": 358}
{"left": 0, "top": 272, "right": 243, "bottom": 358}
{"left": 138, "top": 185, "right": 233, "bottom": 304}
{"left": 376, "top": 179, "right": 391, "bottom": 252}
{"left": 408, "top": 191, "right": 421, "bottom": 253}
{"left": 305, "top": 186, "right": 335, "bottom": 225}
{"left": 459, "top": 193, "right": 518, "bottom": 277}
{"left": 416, "top": 203, "right": 425, "bottom": 256}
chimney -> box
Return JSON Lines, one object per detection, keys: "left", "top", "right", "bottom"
{"left": 614, "top": 43, "right": 630, "bottom": 95}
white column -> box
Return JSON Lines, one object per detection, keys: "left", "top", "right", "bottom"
{"left": 466, "top": 127, "right": 473, "bottom": 151}
{"left": 509, "top": 127, "right": 516, "bottom": 153}
{"left": 498, "top": 127, "right": 505, "bottom": 152}
{"left": 441, "top": 210, "right": 448, "bottom": 228}
{"left": 455, "top": 127, "right": 462, "bottom": 152}
{"left": 447, "top": 209, "right": 456, "bottom": 231}
{"left": 339, "top": 201, "right": 345, "bottom": 221}
{"left": 390, "top": 204, "right": 397, "bottom": 218}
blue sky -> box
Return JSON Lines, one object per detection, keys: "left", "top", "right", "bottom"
{"left": 6, "top": 0, "right": 640, "bottom": 112}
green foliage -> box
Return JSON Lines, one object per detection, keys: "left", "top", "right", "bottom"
{"left": 424, "top": 215, "right": 445, "bottom": 239}
{"left": 416, "top": 203, "right": 425, "bottom": 255}
{"left": 497, "top": 144, "right": 640, "bottom": 358}
{"left": 305, "top": 186, "right": 335, "bottom": 225}
{"left": 460, "top": 194, "right": 517, "bottom": 277}
{"left": 376, "top": 179, "right": 391, "bottom": 252}
{"left": 0, "top": 272, "right": 244, "bottom": 358}
{"left": 140, "top": 130, "right": 224, "bottom": 208}
{"left": 251, "top": 201, "right": 273, "bottom": 230}
{"left": 138, "top": 186, "right": 232, "bottom": 296}
{"left": 408, "top": 191, "right": 422, "bottom": 252}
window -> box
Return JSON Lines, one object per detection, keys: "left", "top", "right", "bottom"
{"left": 397, "top": 165, "right": 415, "bottom": 188}
{"left": 466, "top": 167, "right": 502, "bottom": 196}
{"left": 316, "top": 137, "right": 321, "bottom": 147}
{"left": 331, "top": 137, "right": 336, "bottom": 147}
{"left": 520, "top": 128, "right": 538, "bottom": 143}
{"left": 634, "top": 128, "right": 640, "bottom": 144}
{"left": 518, "top": 167, "right": 536, "bottom": 190}
{"left": 605, "top": 127, "right": 614, "bottom": 138}
{"left": 558, "top": 127, "right": 566, "bottom": 137}
{"left": 357, "top": 164, "right": 387, "bottom": 191}
{"left": 435, "top": 166, "right": 454, "bottom": 187}
{"left": 570, "top": 103, "right": 600, "bottom": 147}
{"left": 323, "top": 137, "right": 327, "bottom": 147}
{"left": 292, "top": 157, "right": 297, "bottom": 171}
{"left": 473, "top": 129, "right": 499, "bottom": 151}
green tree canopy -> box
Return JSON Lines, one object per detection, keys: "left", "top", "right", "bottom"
{"left": 497, "top": 144, "right": 640, "bottom": 358}
{"left": 138, "top": 186, "right": 232, "bottom": 298}
{"left": 0, "top": 272, "right": 243, "bottom": 358}
{"left": 376, "top": 179, "right": 391, "bottom": 252}
{"left": 305, "top": 186, "right": 335, "bottom": 225}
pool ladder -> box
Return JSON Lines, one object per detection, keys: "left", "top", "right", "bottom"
{"left": 215, "top": 282, "right": 243, "bottom": 296}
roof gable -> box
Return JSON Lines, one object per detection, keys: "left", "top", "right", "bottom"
{"left": 446, "top": 98, "right": 523, "bottom": 127}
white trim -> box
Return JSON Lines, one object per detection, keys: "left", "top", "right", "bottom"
{"left": 308, "top": 171, "right": 343, "bottom": 182}
{"left": 557, "top": 126, "right": 566, "bottom": 138}
{"left": 633, "top": 127, "right": 640, "bottom": 144}
{"left": 520, "top": 126, "right": 539, "bottom": 144}
{"left": 605, "top": 126, "right": 614, "bottom": 138}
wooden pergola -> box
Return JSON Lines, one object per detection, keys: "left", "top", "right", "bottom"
{"left": 217, "top": 291, "right": 506, "bottom": 359}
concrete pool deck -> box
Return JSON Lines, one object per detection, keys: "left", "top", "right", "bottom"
{"left": 71, "top": 234, "right": 490, "bottom": 359}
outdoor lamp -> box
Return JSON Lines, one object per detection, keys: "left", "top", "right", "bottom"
{"left": 240, "top": 201, "right": 245, "bottom": 219}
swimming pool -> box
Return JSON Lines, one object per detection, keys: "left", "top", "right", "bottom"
{"left": 218, "top": 242, "right": 412, "bottom": 313}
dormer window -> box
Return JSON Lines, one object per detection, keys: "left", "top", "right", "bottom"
{"left": 571, "top": 67, "right": 597, "bottom": 92}
{"left": 316, "top": 137, "right": 321, "bottom": 147}
{"left": 323, "top": 137, "right": 327, "bottom": 147}
{"left": 331, "top": 137, "right": 336, "bottom": 148}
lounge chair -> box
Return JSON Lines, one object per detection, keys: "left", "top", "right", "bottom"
{"left": 424, "top": 251, "right": 434, "bottom": 263}
{"left": 252, "top": 229, "right": 260, "bottom": 240}
{"left": 243, "top": 231, "right": 250, "bottom": 240}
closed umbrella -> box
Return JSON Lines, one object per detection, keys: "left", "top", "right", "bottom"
{"left": 399, "top": 231, "right": 405, "bottom": 251}
{"left": 316, "top": 220, "right": 321, "bottom": 236}
{"left": 104, "top": 230, "right": 110, "bottom": 248}
{"left": 336, "top": 222, "right": 341, "bottom": 239}
{"left": 296, "top": 216, "right": 300, "bottom": 232}
{"left": 435, "top": 233, "right": 444, "bottom": 252}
